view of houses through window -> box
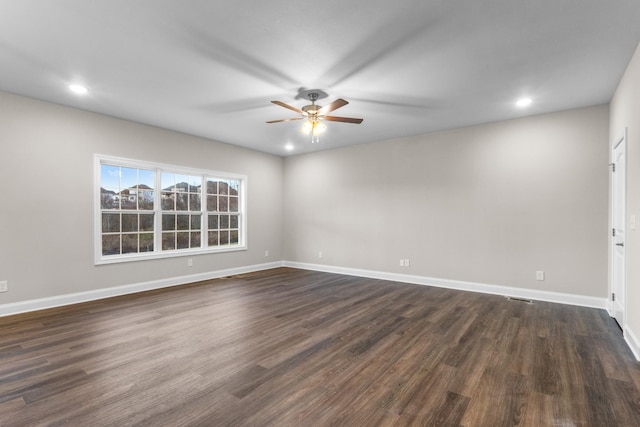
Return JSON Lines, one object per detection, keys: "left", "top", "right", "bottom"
{"left": 97, "top": 156, "right": 244, "bottom": 262}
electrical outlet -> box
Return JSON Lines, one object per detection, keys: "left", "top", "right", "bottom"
{"left": 265, "top": 250, "right": 269, "bottom": 257}
{"left": 318, "top": 251, "right": 323, "bottom": 258}
{"left": 0, "top": 281, "right": 7, "bottom": 293}
{"left": 187, "top": 258, "right": 193, "bottom": 267}
{"left": 536, "top": 271, "right": 544, "bottom": 281}
{"left": 399, "top": 259, "right": 404, "bottom": 267}
{"left": 404, "top": 259, "right": 410, "bottom": 267}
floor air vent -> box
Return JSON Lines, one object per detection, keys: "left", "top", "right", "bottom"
{"left": 506, "top": 296, "right": 533, "bottom": 304}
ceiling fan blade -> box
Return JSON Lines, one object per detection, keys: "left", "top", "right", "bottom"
{"left": 271, "top": 100, "right": 306, "bottom": 115}
{"left": 266, "top": 117, "right": 304, "bottom": 124}
{"left": 323, "top": 116, "right": 363, "bottom": 124}
{"left": 318, "top": 98, "right": 349, "bottom": 115}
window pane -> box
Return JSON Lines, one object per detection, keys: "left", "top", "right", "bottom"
{"left": 162, "top": 214, "right": 176, "bottom": 231}
{"left": 140, "top": 214, "right": 154, "bottom": 231}
{"left": 101, "top": 187, "right": 119, "bottom": 209}
{"left": 177, "top": 232, "right": 190, "bottom": 249}
{"left": 220, "top": 215, "right": 229, "bottom": 229}
{"left": 102, "top": 213, "right": 120, "bottom": 233}
{"left": 161, "top": 172, "right": 175, "bottom": 190}
{"left": 219, "top": 181, "right": 229, "bottom": 195}
{"left": 229, "top": 196, "right": 238, "bottom": 212}
{"left": 189, "top": 176, "right": 202, "bottom": 191}
{"left": 177, "top": 215, "right": 189, "bottom": 231}
{"left": 162, "top": 232, "right": 175, "bottom": 250}
{"left": 140, "top": 233, "right": 154, "bottom": 252}
{"left": 219, "top": 196, "right": 229, "bottom": 212}
{"left": 176, "top": 174, "right": 189, "bottom": 186}
{"left": 208, "top": 215, "right": 219, "bottom": 230}
{"left": 139, "top": 169, "right": 154, "bottom": 188}
{"left": 139, "top": 190, "right": 154, "bottom": 210}
{"left": 230, "top": 215, "right": 238, "bottom": 229}
{"left": 189, "top": 194, "right": 201, "bottom": 211}
{"left": 176, "top": 193, "right": 188, "bottom": 211}
{"left": 162, "top": 192, "right": 175, "bottom": 210}
{"left": 230, "top": 230, "right": 239, "bottom": 245}
{"left": 207, "top": 179, "right": 218, "bottom": 195}
{"left": 120, "top": 191, "right": 137, "bottom": 210}
{"left": 207, "top": 195, "right": 218, "bottom": 212}
{"left": 138, "top": 169, "right": 155, "bottom": 210}
{"left": 191, "top": 214, "right": 201, "bottom": 230}
{"left": 120, "top": 167, "right": 138, "bottom": 189}
{"left": 229, "top": 180, "right": 239, "bottom": 195}
{"left": 122, "top": 234, "right": 138, "bottom": 254}
{"left": 208, "top": 231, "right": 219, "bottom": 246}
{"left": 220, "top": 230, "right": 229, "bottom": 245}
{"left": 102, "top": 235, "right": 120, "bottom": 255}
{"left": 190, "top": 232, "right": 201, "bottom": 248}
{"left": 101, "top": 165, "right": 120, "bottom": 189}
{"left": 122, "top": 214, "right": 138, "bottom": 232}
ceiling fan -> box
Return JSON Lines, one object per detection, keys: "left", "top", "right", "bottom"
{"left": 267, "top": 91, "right": 363, "bottom": 143}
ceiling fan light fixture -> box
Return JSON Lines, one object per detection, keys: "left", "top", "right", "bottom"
{"left": 302, "top": 119, "right": 327, "bottom": 136}
{"left": 312, "top": 121, "right": 327, "bottom": 136}
{"left": 302, "top": 120, "right": 313, "bottom": 135}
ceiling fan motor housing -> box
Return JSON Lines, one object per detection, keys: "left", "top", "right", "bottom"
{"left": 302, "top": 92, "right": 321, "bottom": 115}
{"left": 302, "top": 104, "right": 321, "bottom": 114}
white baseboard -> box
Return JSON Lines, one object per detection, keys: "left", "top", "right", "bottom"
{"left": 284, "top": 261, "right": 609, "bottom": 310}
{"left": 0, "top": 261, "right": 284, "bottom": 318}
{"left": 623, "top": 325, "right": 640, "bottom": 361}
{"left": 0, "top": 260, "right": 610, "bottom": 321}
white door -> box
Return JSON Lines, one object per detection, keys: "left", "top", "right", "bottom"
{"left": 611, "top": 129, "right": 627, "bottom": 327}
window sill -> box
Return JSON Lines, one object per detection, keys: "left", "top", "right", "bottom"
{"left": 94, "top": 245, "right": 247, "bottom": 265}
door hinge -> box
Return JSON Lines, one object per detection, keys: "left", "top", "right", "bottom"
{"left": 612, "top": 228, "right": 616, "bottom": 237}
{"left": 612, "top": 292, "right": 616, "bottom": 302}
{"left": 610, "top": 163, "right": 616, "bottom": 172}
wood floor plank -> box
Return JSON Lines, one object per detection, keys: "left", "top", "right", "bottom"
{"left": 1, "top": 267, "right": 639, "bottom": 426}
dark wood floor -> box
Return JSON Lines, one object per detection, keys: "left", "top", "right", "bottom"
{"left": 1, "top": 268, "right": 639, "bottom": 426}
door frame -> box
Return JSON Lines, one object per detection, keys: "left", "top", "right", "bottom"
{"left": 610, "top": 127, "right": 627, "bottom": 328}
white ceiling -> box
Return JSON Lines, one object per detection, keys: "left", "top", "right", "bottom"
{"left": 2, "top": 1, "right": 640, "bottom": 156}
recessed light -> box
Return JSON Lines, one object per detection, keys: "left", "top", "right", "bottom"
{"left": 69, "top": 84, "right": 88, "bottom": 95}
{"left": 516, "top": 97, "right": 532, "bottom": 107}
{"left": 285, "top": 144, "right": 294, "bottom": 151}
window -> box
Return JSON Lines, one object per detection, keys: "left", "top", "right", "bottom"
{"left": 206, "top": 178, "right": 241, "bottom": 247}
{"left": 160, "top": 172, "right": 202, "bottom": 251}
{"left": 95, "top": 155, "right": 246, "bottom": 264}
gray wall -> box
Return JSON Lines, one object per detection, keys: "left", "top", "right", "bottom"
{"left": 0, "top": 90, "right": 612, "bottom": 310}
{"left": 284, "top": 105, "right": 609, "bottom": 297}
{"left": 610, "top": 41, "right": 640, "bottom": 345}
{"left": 0, "top": 91, "right": 283, "bottom": 304}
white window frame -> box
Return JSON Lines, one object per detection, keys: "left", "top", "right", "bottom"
{"left": 94, "top": 154, "right": 247, "bottom": 265}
